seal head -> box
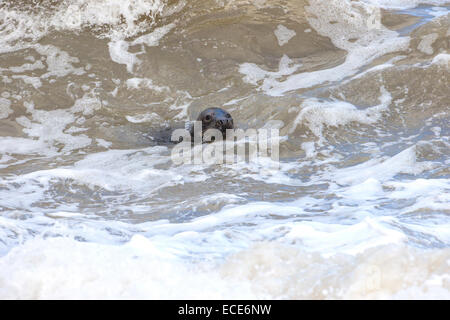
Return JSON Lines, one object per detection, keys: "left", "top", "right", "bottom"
{"left": 190, "top": 107, "right": 234, "bottom": 140}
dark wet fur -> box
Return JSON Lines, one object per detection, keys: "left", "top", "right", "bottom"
{"left": 143, "top": 108, "right": 234, "bottom": 145}
{"left": 190, "top": 107, "right": 234, "bottom": 140}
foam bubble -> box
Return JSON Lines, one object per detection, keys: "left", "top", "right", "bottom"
{"left": 126, "top": 112, "right": 162, "bottom": 124}
{"left": 274, "top": 24, "right": 296, "bottom": 46}
{"left": 125, "top": 78, "right": 170, "bottom": 92}
{"left": 70, "top": 94, "right": 102, "bottom": 116}
{"left": 108, "top": 40, "right": 141, "bottom": 73}
{"left": 418, "top": 33, "right": 439, "bottom": 55}
{"left": 0, "top": 98, "right": 12, "bottom": 119}
{"left": 301, "top": 141, "right": 316, "bottom": 158}
{"left": 95, "top": 138, "right": 112, "bottom": 148}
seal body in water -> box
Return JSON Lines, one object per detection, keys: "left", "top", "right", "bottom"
{"left": 143, "top": 107, "right": 233, "bottom": 145}
{"left": 189, "top": 107, "right": 234, "bottom": 141}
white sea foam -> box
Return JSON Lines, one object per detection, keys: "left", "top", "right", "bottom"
{"left": 387, "top": 178, "right": 449, "bottom": 199}
{"left": 0, "top": 146, "right": 206, "bottom": 200}
{"left": 126, "top": 78, "right": 170, "bottom": 92}
{"left": 239, "top": 0, "right": 410, "bottom": 96}
{"left": 131, "top": 23, "right": 176, "bottom": 46}
{"left": 71, "top": 94, "right": 103, "bottom": 116}
{"left": 126, "top": 112, "right": 162, "bottom": 124}
{"left": 274, "top": 24, "right": 296, "bottom": 46}
{"left": 428, "top": 6, "right": 450, "bottom": 17}
{"left": 0, "top": 233, "right": 448, "bottom": 299}
{"left": 95, "top": 138, "right": 112, "bottom": 148}
{"left": 0, "top": 0, "right": 171, "bottom": 54}
{"left": 11, "top": 94, "right": 103, "bottom": 156}
{"left": 108, "top": 23, "right": 175, "bottom": 73}
{"left": 290, "top": 86, "right": 392, "bottom": 139}
{"left": 0, "top": 98, "right": 12, "bottom": 119}
{"left": 332, "top": 146, "right": 433, "bottom": 185}
{"left": 361, "top": 0, "right": 450, "bottom": 9}
{"left": 11, "top": 75, "right": 42, "bottom": 89}
{"left": 418, "top": 33, "right": 439, "bottom": 55}
{"left": 432, "top": 53, "right": 450, "bottom": 67}
{"left": 108, "top": 40, "right": 141, "bottom": 73}
{"left": 0, "top": 44, "right": 83, "bottom": 88}
{"left": 0, "top": 137, "right": 48, "bottom": 155}
{"left": 34, "top": 44, "right": 86, "bottom": 78}
{"left": 239, "top": 54, "right": 302, "bottom": 88}
{"left": 7, "top": 60, "right": 45, "bottom": 73}
{"left": 301, "top": 141, "right": 316, "bottom": 158}
{"left": 17, "top": 105, "right": 91, "bottom": 154}
{"left": 0, "top": 134, "right": 448, "bottom": 298}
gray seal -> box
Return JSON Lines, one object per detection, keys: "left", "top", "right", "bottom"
{"left": 189, "top": 107, "right": 234, "bottom": 140}
{"left": 143, "top": 107, "right": 234, "bottom": 144}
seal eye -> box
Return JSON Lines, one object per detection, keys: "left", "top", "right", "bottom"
{"left": 204, "top": 115, "right": 212, "bottom": 122}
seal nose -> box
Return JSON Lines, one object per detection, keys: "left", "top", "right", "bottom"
{"left": 217, "top": 118, "right": 233, "bottom": 129}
